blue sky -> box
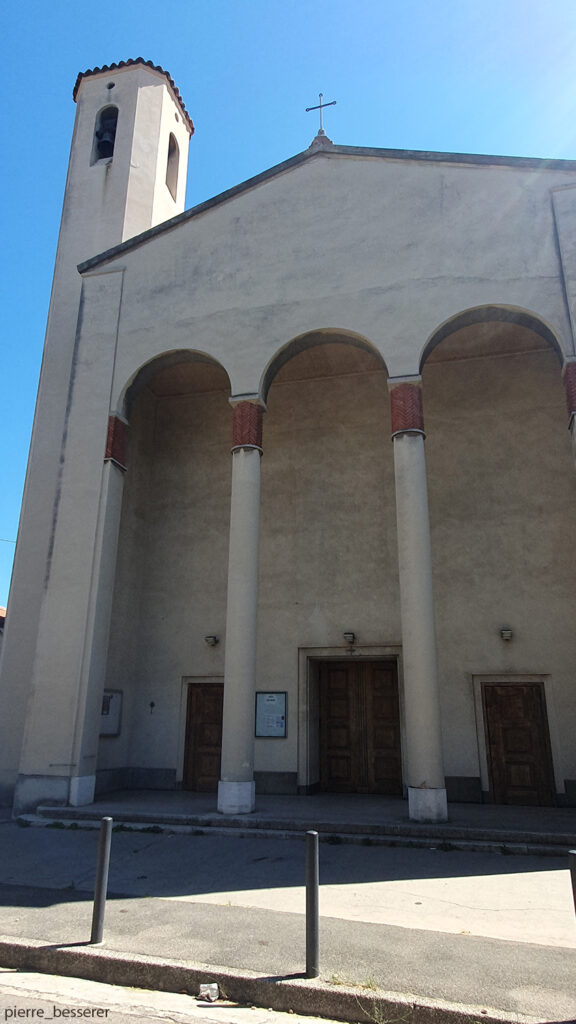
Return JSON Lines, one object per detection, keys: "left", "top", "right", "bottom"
{"left": 2, "top": 0, "right": 576, "bottom": 605}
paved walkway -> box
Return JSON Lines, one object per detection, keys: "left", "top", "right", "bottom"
{"left": 0, "top": 811, "right": 575, "bottom": 1023}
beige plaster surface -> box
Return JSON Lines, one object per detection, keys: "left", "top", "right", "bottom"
{"left": 103, "top": 152, "right": 576, "bottom": 412}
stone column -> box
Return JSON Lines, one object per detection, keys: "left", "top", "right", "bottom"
{"left": 562, "top": 360, "right": 576, "bottom": 471}
{"left": 389, "top": 377, "right": 447, "bottom": 823}
{"left": 218, "top": 401, "right": 264, "bottom": 814}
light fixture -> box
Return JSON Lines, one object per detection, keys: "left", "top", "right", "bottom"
{"left": 204, "top": 635, "right": 219, "bottom": 647}
{"left": 499, "top": 627, "right": 513, "bottom": 642}
{"left": 343, "top": 632, "right": 356, "bottom": 645}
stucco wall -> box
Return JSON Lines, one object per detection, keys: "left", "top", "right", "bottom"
{"left": 96, "top": 151, "right": 576, "bottom": 412}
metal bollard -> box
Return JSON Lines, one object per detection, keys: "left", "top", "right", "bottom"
{"left": 91, "top": 816, "right": 113, "bottom": 944}
{"left": 306, "top": 829, "right": 319, "bottom": 978}
{"left": 570, "top": 850, "right": 576, "bottom": 917}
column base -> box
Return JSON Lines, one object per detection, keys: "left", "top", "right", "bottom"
{"left": 408, "top": 786, "right": 448, "bottom": 823}
{"left": 69, "top": 774, "right": 96, "bottom": 807}
{"left": 217, "top": 780, "right": 255, "bottom": 814}
{"left": 13, "top": 774, "right": 69, "bottom": 815}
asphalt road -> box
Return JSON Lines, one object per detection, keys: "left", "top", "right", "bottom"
{"left": 0, "top": 823, "right": 575, "bottom": 1021}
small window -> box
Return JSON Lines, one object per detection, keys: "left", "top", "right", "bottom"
{"left": 92, "top": 105, "right": 118, "bottom": 164}
{"left": 166, "top": 133, "right": 179, "bottom": 200}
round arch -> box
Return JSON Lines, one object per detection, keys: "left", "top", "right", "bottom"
{"left": 260, "top": 328, "right": 388, "bottom": 402}
{"left": 420, "top": 305, "right": 564, "bottom": 372}
{"left": 120, "top": 349, "right": 232, "bottom": 419}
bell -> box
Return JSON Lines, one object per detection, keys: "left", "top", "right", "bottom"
{"left": 96, "top": 130, "right": 115, "bottom": 159}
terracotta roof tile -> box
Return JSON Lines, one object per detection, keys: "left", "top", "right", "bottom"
{"left": 73, "top": 58, "right": 194, "bottom": 134}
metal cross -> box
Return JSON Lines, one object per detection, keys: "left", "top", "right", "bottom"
{"left": 306, "top": 93, "right": 336, "bottom": 136}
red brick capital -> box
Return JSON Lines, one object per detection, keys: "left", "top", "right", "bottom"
{"left": 105, "top": 415, "right": 129, "bottom": 470}
{"left": 563, "top": 362, "right": 576, "bottom": 424}
{"left": 232, "top": 402, "right": 263, "bottom": 452}
{"left": 390, "top": 382, "right": 425, "bottom": 436}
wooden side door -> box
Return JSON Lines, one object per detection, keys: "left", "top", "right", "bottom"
{"left": 365, "top": 661, "right": 403, "bottom": 795}
{"left": 319, "top": 661, "right": 402, "bottom": 794}
{"left": 482, "top": 681, "right": 555, "bottom": 806}
{"left": 183, "top": 683, "right": 223, "bottom": 792}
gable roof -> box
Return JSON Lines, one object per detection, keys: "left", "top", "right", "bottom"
{"left": 78, "top": 138, "right": 576, "bottom": 275}
{"left": 73, "top": 58, "right": 194, "bottom": 135}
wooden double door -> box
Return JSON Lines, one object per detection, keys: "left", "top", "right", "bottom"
{"left": 319, "top": 660, "right": 402, "bottom": 794}
{"left": 482, "top": 681, "right": 556, "bottom": 806}
{"left": 183, "top": 683, "right": 223, "bottom": 792}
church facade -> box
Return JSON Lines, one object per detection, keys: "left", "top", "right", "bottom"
{"left": 1, "top": 59, "right": 576, "bottom": 822}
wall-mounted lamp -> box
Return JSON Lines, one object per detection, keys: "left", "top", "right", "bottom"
{"left": 499, "top": 627, "right": 513, "bottom": 642}
{"left": 204, "top": 635, "right": 219, "bottom": 647}
{"left": 343, "top": 632, "right": 356, "bottom": 645}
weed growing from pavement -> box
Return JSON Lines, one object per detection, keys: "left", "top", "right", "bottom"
{"left": 360, "top": 977, "right": 378, "bottom": 991}
{"left": 354, "top": 999, "right": 413, "bottom": 1024}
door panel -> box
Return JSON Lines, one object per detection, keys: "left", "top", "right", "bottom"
{"left": 183, "top": 683, "right": 223, "bottom": 792}
{"left": 482, "top": 682, "right": 555, "bottom": 806}
{"left": 320, "top": 665, "right": 358, "bottom": 791}
{"left": 365, "top": 662, "right": 402, "bottom": 794}
{"left": 319, "top": 661, "right": 402, "bottom": 795}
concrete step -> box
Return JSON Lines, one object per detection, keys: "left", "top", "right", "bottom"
{"left": 22, "top": 804, "right": 576, "bottom": 856}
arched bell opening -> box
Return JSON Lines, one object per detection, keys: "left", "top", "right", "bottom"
{"left": 91, "top": 105, "right": 119, "bottom": 164}
{"left": 97, "top": 351, "right": 232, "bottom": 798}
{"left": 166, "top": 133, "right": 179, "bottom": 201}
{"left": 420, "top": 307, "right": 575, "bottom": 807}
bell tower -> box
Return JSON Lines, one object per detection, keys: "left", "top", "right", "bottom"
{"left": 69, "top": 59, "right": 194, "bottom": 260}
{"left": 0, "top": 61, "right": 193, "bottom": 811}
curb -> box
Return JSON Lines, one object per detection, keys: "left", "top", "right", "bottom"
{"left": 0, "top": 937, "right": 546, "bottom": 1024}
